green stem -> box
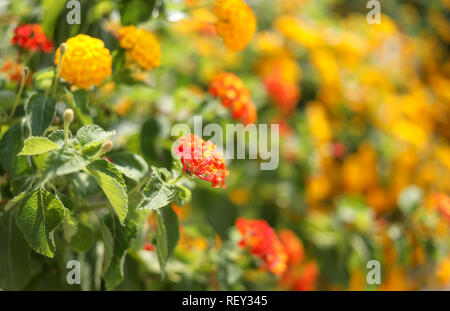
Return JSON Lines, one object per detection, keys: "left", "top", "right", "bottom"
{"left": 51, "top": 47, "right": 65, "bottom": 98}
{"left": 7, "top": 69, "right": 28, "bottom": 122}
{"left": 64, "top": 121, "right": 70, "bottom": 145}
{"left": 169, "top": 174, "right": 185, "bottom": 185}
{"left": 128, "top": 174, "right": 152, "bottom": 196}
{"left": 90, "top": 149, "right": 105, "bottom": 162}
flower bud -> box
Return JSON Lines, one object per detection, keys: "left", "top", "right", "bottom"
{"left": 101, "top": 140, "right": 113, "bottom": 153}
{"left": 60, "top": 43, "right": 67, "bottom": 55}
{"left": 63, "top": 108, "right": 74, "bottom": 124}
{"left": 23, "top": 66, "right": 29, "bottom": 78}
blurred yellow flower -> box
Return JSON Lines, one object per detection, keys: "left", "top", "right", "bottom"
{"left": 341, "top": 144, "right": 377, "bottom": 193}
{"left": 214, "top": 0, "right": 257, "bottom": 51}
{"left": 306, "top": 102, "right": 332, "bottom": 145}
{"left": 436, "top": 257, "right": 450, "bottom": 285}
{"left": 118, "top": 26, "right": 161, "bottom": 70}
{"left": 275, "top": 15, "right": 323, "bottom": 49}
{"left": 307, "top": 174, "right": 331, "bottom": 204}
{"left": 115, "top": 96, "right": 133, "bottom": 116}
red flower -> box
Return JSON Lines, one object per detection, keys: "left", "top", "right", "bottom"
{"left": 143, "top": 243, "right": 154, "bottom": 251}
{"left": 174, "top": 134, "right": 229, "bottom": 188}
{"left": 331, "top": 142, "right": 346, "bottom": 158}
{"left": 279, "top": 229, "right": 304, "bottom": 266}
{"left": 264, "top": 69, "right": 299, "bottom": 116}
{"left": 292, "top": 262, "right": 319, "bottom": 291}
{"left": 11, "top": 24, "right": 54, "bottom": 53}
{"left": 236, "top": 218, "right": 288, "bottom": 275}
{"left": 209, "top": 73, "right": 257, "bottom": 125}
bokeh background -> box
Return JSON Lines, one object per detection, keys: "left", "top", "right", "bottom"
{"left": 1, "top": 0, "right": 450, "bottom": 290}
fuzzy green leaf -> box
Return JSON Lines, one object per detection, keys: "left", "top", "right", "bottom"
{"left": 15, "top": 189, "right": 65, "bottom": 257}
{"left": 0, "top": 210, "right": 32, "bottom": 290}
{"left": 18, "top": 136, "right": 61, "bottom": 156}
{"left": 102, "top": 214, "right": 137, "bottom": 290}
{"left": 76, "top": 124, "right": 115, "bottom": 151}
{"left": 138, "top": 167, "right": 181, "bottom": 211}
{"left": 156, "top": 205, "right": 180, "bottom": 277}
{"left": 25, "top": 92, "right": 56, "bottom": 136}
{"left": 47, "top": 129, "right": 72, "bottom": 147}
{"left": 87, "top": 159, "right": 128, "bottom": 223}
{"left": 43, "top": 147, "right": 90, "bottom": 178}
{"left": 108, "top": 152, "right": 149, "bottom": 182}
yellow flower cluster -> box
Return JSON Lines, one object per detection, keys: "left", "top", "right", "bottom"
{"left": 118, "top": 26, "right": 161, "bottom": 71}
{"left": 213, "top": 0, "right": 257, "bottom": 51}
{"left": 55, "top": 34, "right": 112, "bottom": 90}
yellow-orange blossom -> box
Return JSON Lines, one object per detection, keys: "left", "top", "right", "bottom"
{"left": 118, "top": 26, "right": 161, "bottom": 71}
{"left": 214, "top": 0, "right": 257, "bottom": 51}
{"left": 55, "top": 34, "right": 112, "bottom": 90}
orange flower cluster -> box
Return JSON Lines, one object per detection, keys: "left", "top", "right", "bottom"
{"left": 279, "top": 229, "right": 304, "bottom": 265}
{"left": 278, "top": 229, "right": 319, "bottom": 291}
{"left": 264, "top": 68, "right": 300, "bottom": 116}
{"left": 1, "top": 60, "right": 24, "bottom": 83}
{"left": 174, "top": 134, "right": 229, "bottom": 188}
{"left": 55, "top": 34, "right": 112, "bottom": 89}
{"left": 435, "top": 193, "right": 450, "bottom": 222}
{"left": 11, "top": 24, "right": 53, "bottom": 53}
{"left": 236, "top": 218, "right": 288, "bottom": 275}
{"left": 256, "top": 52, "right": 301, "bottom": 116}
{"left": 118, "top": 26, "right": 161, "bottom": 71}
{"left": 209, "top": 72, "right": 257, "bottom": 125}
{"left": 213, "top": 0, "right": 257, "bottom": 51}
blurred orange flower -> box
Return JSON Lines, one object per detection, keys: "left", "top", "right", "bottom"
{"left": 209, "top": 72, "right": 257, "bottom": 124}
{"left": 236, "top": 218, "right": 288, "bottom": 275}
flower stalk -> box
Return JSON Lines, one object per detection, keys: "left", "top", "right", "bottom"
{"left": 7, "top": 67, "right": 29, "bottom": 122}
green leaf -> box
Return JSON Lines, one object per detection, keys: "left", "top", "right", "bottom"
{"left": 62, "top": 212, "right": 78, "bottom": 243}
{"left": 0, "top": 210, "right": 32, "bottom": 290}
{"left": 156, "top": 205, "right": 180, "bottom": 277}
{"left": 0, "top": 90, "right": 16, "bottom": 111}
{"left": 108, "top": 152, "right": 149, "bottom": 182}
{"left": 48, "top": 129, "right": 72, "bottom": 147}
{"left": 70, "top": 222, "right": 95, "bottom": 253}
{"left": 70, "top": 171, "right": 100, "bottom": 197}
{"left": 118, "top": 0, "right": 156, "bottom": 25}
{"left": 102, "top": 214, "right": 137, "bottom": 290}
{"left": 16, "top": 189, "right": 65, "bottom": 257}
{"left": 140, "top": 118, "right": 172, "bottom": 167}
{"left": 87, "top": 159, "right": 128, "bottom": 223}
{"left": 76, "top": 124, "right": 115, "bottom": 151}
{"left": 32, "top": 67, "right": 54, "bottom": 91}
{"left": 217, "top": 249, "right": 243, "bottom": 290}
{"left": 138, "top": 167, "right": 181, "bottom": 211}
{"left": 43, "top": 147, "right": 90, "bottom": 178}
{"left": 5, "top": 191, "right": 28, "bottom": 211}
{"left": 25, "top": 92, "right": 56, "bottom": 136}
{"left": 0, "top": 122, "right": 25, "bottom": 175}
{"left": 18, "top": 136, "right": 61, "bottom": 156}
{"left": 65, "top": 89, "right": 93, "bottom": 125}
